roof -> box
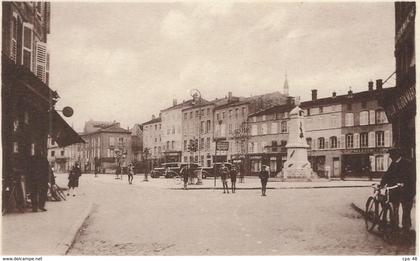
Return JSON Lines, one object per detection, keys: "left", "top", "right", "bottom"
{"left": 248, "top": 103, "right": 295, "bottom": 117}
{"left": 82, "top": 123, "right": 131, "bottom": 136}
{"left": 181, "top": 100, "right": 215, "bottom": 111}
{"left": 141, "top": 117, "right": 161, "bottom": 126}
{"left": 214, "top": 100, "right": 249, "bottom": 110}
{"left": 161, "top": 98, "right": 209, "bottom": 112}
{"left": 300, "top": 87, "right": 396, "bottom": 108}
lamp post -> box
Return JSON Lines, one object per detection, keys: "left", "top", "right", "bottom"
{"left": 190, "top": 89, "right": 203, "bottom": 185}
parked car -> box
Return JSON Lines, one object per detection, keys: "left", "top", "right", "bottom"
{"left": 150, "top": 166, "right": 165, "bottom": 178}
{"left": 201, "top": 162, "right": 232, "bottom": 179}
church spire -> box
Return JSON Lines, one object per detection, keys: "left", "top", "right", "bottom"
{"left": 283, "top": 73, "right": 289, "bottom": 96}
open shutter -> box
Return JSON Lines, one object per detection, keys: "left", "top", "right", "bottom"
{"left": 354, "top": 133, "right": 360, "bottom": 149}
{"left": 340, "top": 135, "right": 345, "bottom": 149}
{"left": 383, "top": 154, "right": 390, "bottom": 171}
{"left": 21, "top": 22, "right": 34, "bottom": 71}
{"left": 369, "top": 155, "right": 376, "bottom": 172}
{"left": 369, "top": 110, "right": 375, "bottom": 125}
{"left": 384, "top": 130, "right": 391, "bottom": 147}
{"left": 35, "top": 41, "right": 47, "bottom": 83}
{"left": 368, "top": 132, "right": 375, "bottom": 148}
{"left": 10, "top": 12, "right": 18, "bottom": 62}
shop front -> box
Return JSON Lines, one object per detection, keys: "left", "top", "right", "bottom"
{"left": 341, "top": 148, "right": 389, "bottom": 178}
{"left": 164, "top": 151, "right": 181, "bottom": 163}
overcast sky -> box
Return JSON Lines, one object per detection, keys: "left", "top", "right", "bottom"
{"left": 48, "top": 2, "right": 395, "bottom": 132}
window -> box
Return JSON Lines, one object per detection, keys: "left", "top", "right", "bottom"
{"left": 251, "top": 125, "right": 258, "bottom": 136}
{"left": 118, "top": 137, "right": 124, "bottom": 146}
{"left": 206, "top": 120, "right": 211, "bottom": 133}
{"left": 376, "top": 155, "right": 385, "bottom": 171}
{"left": 206, "top": 137, "right": 210, "bottom": 149}
{"left": 345, "top": 113, "right": 354, "bottom": 126}
{"left": 376, "top": 131, "right": 385, "bottom": 147}
{"left": 22, "top": 23, "right": 33, "bottom": 70}
{"left": 190, "top": 112, "right": 193, "bottom": 119}
{"left": 201, "top": 109, "right": 204, "bottom": 116}
{"left": 200, "top": 138, "right": 204, "bottom": 149}
{"left": 200, "top": 121, "right": 205, "bottom": 134}
{"left": 281, "top": 121, "right": 287, "bottom": 133}
{"left": 166, "top": 141, "right": 170, "bottom": 150}
{"left": 376, "top": 110, "right": 388, "bottom": 124}
{"left": 222, "top": 112, "right": 225, "bottom": 119}
{"left": 261, "top": 124, "right": 267, "bottom": 135}
{"left": 51, "top": 151, "right": 55, "bottom": 157}
{"left": 61, "top": 150, "right": 65, "bottom": 156}
{"left": 235, "top": 108, "right": 239, "bottom": 118}
{"left": 347, "top": 103, "right": 352, "bottom": 110}
{"left": 271, "top": 122, "right": 278, "bottom": 134}
{"left": 346, "top": 134, "right": 354, "bottom": 148}
{"left": 307, "top": 109, "right": 310, "bottom": 116}
{"left": 318, "top": 137, "right": 325, "bottom": 149}
{"left": 330, "top": 136, "right": 337, "bottom": 148}
{"left": 216, "top": 113, "right": 219, "bottom": 121}
{"left": 109, "top": 137, "right": 115, "bottom": 146}
{"left": 306, "top": 138, "right": 312, "bottom": 149}
{"left": 369, "top": 110, "right": 375, "bottom": 124}
{"left": 360, "top": 132, "right": 369, "bottom": 147}
{"left": 262, "top": 115, "right": 266, "bottom": 121}
{"left": 359, "top": 111, "right": 369, "bottom": 126}
{"left": 207, "top": 108, "right": 210, "bottom": 115}
{"left": 229, "top": 110, "right": 232, "bottom": 119}
{"left": 242, "top": 107, "right": 246, "bottom": 117}
{"left": 228, "top": 124, "right": 232, "bottom": 134}
{"left": 155, "top": 125, "right": 157, "bottom": 130}
{"left": 184, "top": 140, "right": 187, "bottom": 151}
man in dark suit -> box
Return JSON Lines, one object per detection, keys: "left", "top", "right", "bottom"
{"left": 29, "top": 152, "right": 49, "bottom": 212}
{"left": 380, "top": 148, "right": 416, "bottom": 234}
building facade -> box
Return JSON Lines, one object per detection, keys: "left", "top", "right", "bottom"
{"left": 2, "top": 2, "right": 82, "bottom": 210}
{"left": 130, "top": 124, "right": 143, "bottom": 163}
{"left": 142, "top": 116, "right": 162, "bottom": 168}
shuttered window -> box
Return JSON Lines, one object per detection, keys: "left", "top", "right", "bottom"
{"left": 22, "top": 23, "right": 33, "bottom": 70}
{"left": 36, "top": 41, "right": 47, "bottom": 82}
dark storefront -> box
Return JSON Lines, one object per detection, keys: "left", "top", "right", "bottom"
{"left": 2, "top": 55, "right": 83, "bottom": 211}
{"left": 164, "top": 151, "right": 181, "bottom": 163}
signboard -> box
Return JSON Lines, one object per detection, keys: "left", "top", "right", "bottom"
{"left": 216, "top": 141, "right": 229, "bottom": 151}
{"left": 384, "top": 85, "right": 416, "bottom": 121}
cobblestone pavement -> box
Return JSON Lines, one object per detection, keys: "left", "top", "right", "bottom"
{"left": 66, "top": 174, "right": 416, "bottom": 255}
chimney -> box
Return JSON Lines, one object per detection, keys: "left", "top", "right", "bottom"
{"left": 348, "top": 87, "right": 353, "bottom": 98}
{"left": 152, "top": 114, "right": 156, "bottom": 120}
{"left": 332, "top": 91, "right": 337, "bottom": 98}
{"left": 311, "top": 89, "right": 317, "bottom": 101}
{"left": 173, "top": 99, "right": 177, "bottom": 106}
{"left": 376, "top": 79, "right": 383, "bottom": 90}
{"left": 228, "top": 92, "right": 232, "bottom": 101}
{"left": 368, "top": 80, "right": 374, "bottom": 91}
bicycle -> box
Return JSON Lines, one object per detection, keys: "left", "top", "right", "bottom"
{"left": 365, "top": 183, "right": 403, "bottom": 242}
{"left": 2, "top": 177, "right": 24, "bottom": 215}
{"left": 49, "top": 183, "right": 67, "bottom": 201}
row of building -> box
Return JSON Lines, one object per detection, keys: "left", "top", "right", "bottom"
{"left": 141, "top": 79, "right": 395, "bottom": 178}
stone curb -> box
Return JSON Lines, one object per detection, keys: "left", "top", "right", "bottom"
{"left": 54, "top": 202, "right": 93, "bottom": 255}
{"left": 169, "top": 185, "right": 371, "bottom": 190}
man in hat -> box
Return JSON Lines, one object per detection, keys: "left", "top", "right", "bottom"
{"left": 380, "top": 147, "right": 416, "bottom": 235}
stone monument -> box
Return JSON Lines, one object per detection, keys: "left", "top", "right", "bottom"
{"left": 282, "top": 104, "right": 314, "bottom": 181}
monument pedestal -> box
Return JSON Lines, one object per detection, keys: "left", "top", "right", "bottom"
{"left": 281, "top": 105, "right": 316, "bottom": 181}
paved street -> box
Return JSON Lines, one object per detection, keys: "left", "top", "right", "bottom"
{"left": 59, "top": 173, "right": 415, "bottom": 256}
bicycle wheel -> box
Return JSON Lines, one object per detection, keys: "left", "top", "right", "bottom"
{"left": 365, "top": 197, "right": 378, "bottom": 231}
{"left": 56, "top": 186, "right": 67, "bottom": 201}
{"left": 379, "top": 203, "right": 395, "bottom": 243}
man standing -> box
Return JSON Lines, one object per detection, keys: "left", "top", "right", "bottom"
{"left": 380, "top": 148, "right": 416, "bottom": 236}
{"left": 259, "top": 165, "right": 269, "bottom": 196}
{"left": 221, "top": 165, "right": 229, "bottom": 194}
{"left": 29, "top": 152, "right": 49, "bottom": 212}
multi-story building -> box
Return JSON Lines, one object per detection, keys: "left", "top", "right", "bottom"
{"left": 249, "top": 83, "right": 394, "bottom": 178}
{"left": 161, "top": 98, "right": 197, "bottom": 163}
{"left": 142, "top": 115, "right": 162, "bottom": 167}
{"left": 381, "top": 2, "right": 416, "bottom": 161}
{"left": 213, "top": 91, "right": 288, "bottom": 165}
{"left": 247, "top": 103, "right": 295, "bottom": 175}
{"left": 181, "top": 100, "right": 215, "bottom": 167}
{"left": 47, "top": 136, "right": 69, "bottom": 173}
{"left": 2, "top": 2, "right": 82, "bottom": 206}
{"left": 130, "top": 124, "right": 143, "bottom": 163}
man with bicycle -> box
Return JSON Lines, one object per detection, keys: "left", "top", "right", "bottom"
{"left": 380, "top": 147, "right": 416, "bottom": 236}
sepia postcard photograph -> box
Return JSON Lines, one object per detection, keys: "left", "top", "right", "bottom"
{"left": 1, "top": 0, "right": 418, "bottom": 258}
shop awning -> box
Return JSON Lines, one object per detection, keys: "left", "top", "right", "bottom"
{"left": 49, "top": 110, "right": 85, "bottom": 147}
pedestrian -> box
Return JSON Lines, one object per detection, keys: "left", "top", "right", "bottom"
{"left": 128, "top": 163, "right": 134, "bottom": 184}
{"left": 29, "top": 152, "right": 49, "bottom": 212}
{"left": 221, "top": 165, "right": 229, "bottom": 194}
{"left": 181, "top": 165, "right": 189, "bottom": 190}
{"left": 230, "top": 165, "right": 238, "bottom": 193}
{"left": 380, "top": 148, "right": 416, "bottom": 237}
{"left": 259, "top": 165, "right": 269, "bottom": 196}
{"left": 68, "top": 163, "right": 82, "bottom": 197}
